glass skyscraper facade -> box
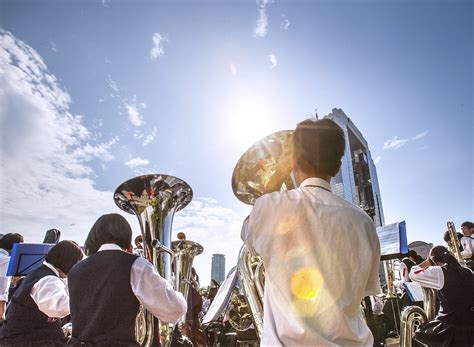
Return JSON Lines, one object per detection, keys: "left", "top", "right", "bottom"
{"left": 211, "top": 253, "right": 225, "bottom": 284}
{"left": 325, "top": 108, "right": 385, "bottom": 227}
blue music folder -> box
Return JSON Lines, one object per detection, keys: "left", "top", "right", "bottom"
{"left": 376, "top": 221, "right": 408, "bottom": 260}
{"left": 6, "top": 243, "right": 55, "bottom": 276}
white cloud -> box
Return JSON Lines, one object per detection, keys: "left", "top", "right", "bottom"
{"left": 254, "top": 0, "right": 273, "bottom": 38}
{"left": 412, "top": 130, "right": 429, "bottom": 141}
{"left": 125, "top": 157, "right": 150, "bottom": 168}
{"left": 373, "top": 156, "right": 381, "bottom": 164}
{"left": 280, "top": 15, "right": 290, "bottom": 30}
{"left": 102, "top": 0, "right": 111, "bottom": 7}
{"left": 229, "top": 63, "right": 237, "bottom": 75}
{"left": 383, "top": 130, "right": 429, "bottom": 150}
{"left": 108, "top": 78, "right": 119, "bottom": 92}
{"left": 150, "top": 33, "right": 168, "bottom": 60}
{"left": 269, "top": 52, "right": 277, "bottom": 68}
{"left": 142, "top": 127, "right": 157, "bottom": 146}
{"left": 50, "top": 41, "right": 57, "bottom": 53}
{"left": 0, "top": 30, "right": 127, "bottom": 244}
{"left": 125, "top": 103, "right": 143, "bottom": 126}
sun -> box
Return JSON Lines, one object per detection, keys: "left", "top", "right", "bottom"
{"left": 224, "top": 94, "right": 274, "bottom": 147}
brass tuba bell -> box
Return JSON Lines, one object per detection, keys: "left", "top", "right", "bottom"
{"left": 114, "top": 174, "right": 193, "bottom": 347}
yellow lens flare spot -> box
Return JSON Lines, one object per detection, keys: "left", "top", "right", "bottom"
{"left": 292, "top": 298, "right": 319, "bottom": 317}
{"left": 291, "top": 267, "right": 323, "bottom": 300}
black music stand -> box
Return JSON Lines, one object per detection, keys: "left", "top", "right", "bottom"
{"left": 6, "top": 243, "right": 55, "bottom": 276}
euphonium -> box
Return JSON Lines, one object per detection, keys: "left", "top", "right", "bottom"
{"left": 399, "top": 306, "right": 428, "bottom": 347}
{"left": 114, "top": 174, "right": 193, "bottom": 347}
{"left": 231, "top": 130, "right": 295, "bottom": 339}
{"left": 447, "top": 221, "right": 466, "bottom": 265}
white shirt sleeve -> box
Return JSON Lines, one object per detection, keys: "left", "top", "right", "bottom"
{"left": 30, "top": 275, "right": 70, "bottom": 318}
{"left": 364, "top": 223, "right": 382, "bottom": 296}
{"left": 0, "top": 256, "right": 11, "bottom": 302}
{"left": 240, "top": 216, "right": 258, "bottom": 256}
{"left": 398, "top": 262, "right": 408, "bottom": 282}
{"left": 130, "top": 257, "right": 187, "bottom": 324}
{"left": 409, "top": 265, "right": 444, "bottom": 290}
{"left": 460, "top": 237, "right": 472, "bottom": 259}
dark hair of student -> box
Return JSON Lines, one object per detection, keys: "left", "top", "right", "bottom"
{"left": 429, "top": 245, "right": 472, "bottom": 281}
{"left": 461, "top": 221, "right": 473, "bottom": 229}
{"left": 84, "top": 213, "right": 132, "bottom": 255}
{"left": 293, "top": 118, "right": 346, "bottom": 177}
{"left": 0, "top": 233, "right": 24, "bottom": 251}
{"left": 45, "top": 240, "right": 84, "bottom": 274}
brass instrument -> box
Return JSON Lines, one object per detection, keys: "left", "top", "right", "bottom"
{"left": 400, "top": 306, "right": 428, "bottom": 347}
{"left": 447, "top": 221, "right": 466, "bottom": 265}
{"left": 230, "top": 130, "right": 295, "bottom": 340}
{"left": 114, "top": 174, "right": 193, "bottom": 347}
{"left": 171, "top": 233, "right": 203, "bottom": 325}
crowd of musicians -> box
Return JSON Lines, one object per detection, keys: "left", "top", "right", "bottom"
{"left": 0, "top": 119, "right": 472, "bottom": 347}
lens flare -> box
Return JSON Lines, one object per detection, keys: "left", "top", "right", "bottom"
{"left": 291, "top": 267, "right": 323, "bottom": 300}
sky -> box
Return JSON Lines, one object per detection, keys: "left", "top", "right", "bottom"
{"left": 0, "top": 0, "right": 472, "bottom": 284}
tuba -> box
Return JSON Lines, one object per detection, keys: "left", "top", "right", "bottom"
{"left": 447, "top": 221, "right": 466, "bottom": 265}
{"left": 231, "top": 130, "right": 295, "bottom": 339}
{"left": 114, "top": 174, "right": 193, "bottom": 347}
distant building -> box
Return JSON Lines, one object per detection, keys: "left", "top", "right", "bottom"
{"left": 325, "top": 108, "right": 385, "bottom": 227}
{"left": 211, "top": 254, "right": 225, "bottom": 284}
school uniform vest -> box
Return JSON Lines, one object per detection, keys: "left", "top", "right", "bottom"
{"left": 436, "top": 265, "right": 473, "bottom": 325}
{"left": 0, "top": 265, "right": 64, "bottom": 344}
{"left": 68, "top": 250, "right": 140, "bottom": 346}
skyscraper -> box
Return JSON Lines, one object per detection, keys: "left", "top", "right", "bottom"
{"left": 211, "top": 253, "right": 225, "bottom": 284}
{"left": 325, "top": 108, "right": 385, "bottom": 227}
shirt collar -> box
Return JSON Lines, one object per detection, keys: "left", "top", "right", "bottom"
{"left": 43, "top": 261, "right": 60, "bottom": 277}
{"left": 0, "top": 249, "right": 9, "bottom": 257}
{"left": 98, "top": 243, "right": 123, "bottom": 252}
{"left": 299, "top": 177, "right": 332, "bottom": 192}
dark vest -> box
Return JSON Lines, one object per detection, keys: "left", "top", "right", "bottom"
{"left": 436, "top": 265, "right": 474, "bottom": 325}
{"left": 0, "top": 265, "right": 64, "bottom": 343}
{"left": 68, "top": 250, "right": 140, "bottom": 346}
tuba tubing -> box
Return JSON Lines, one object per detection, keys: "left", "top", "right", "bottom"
{"left": 400, "top": 306, "right": 428, "bottom": 347}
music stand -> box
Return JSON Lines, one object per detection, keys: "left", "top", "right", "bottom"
{"left": 6, "top": 243, "right": 55, "bottom": 276}
{"left": 377, "top": 221, "right": 408, "bottom": 261}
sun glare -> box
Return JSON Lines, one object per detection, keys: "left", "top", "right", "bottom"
{"left": 225, "top": 95, "right": 274, "bottom": 147}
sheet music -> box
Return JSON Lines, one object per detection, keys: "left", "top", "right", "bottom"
{"left": 377, "top": 222, "right": 401, "bottom": 256}
{"left": 404, "top": 282, "right": 425, "bottom": 302}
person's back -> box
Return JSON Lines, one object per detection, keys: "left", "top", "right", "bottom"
{"left": 241, "top": 118, "right": 381, "bottom": 346}
{"left": 68, "top": 250, "right": 140, "bottom": 346}
{"left": 247, "top": 183, "right": 380, "bottom": 346}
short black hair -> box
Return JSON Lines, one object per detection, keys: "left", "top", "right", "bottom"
{"left": 85, "top": 213, "right": 132, "bottom": 255}
{"left": 461, "top": 221, "right": 473, "bottom": 229}
{"left": 293, "top": 118, "right": 345, "bottom": 177}
{"left": 45, "top": 240, "right": 83, "bottom": 274}
{"left": 408, "top": 250, "right": 418, "bottom": 258}
{"left": 0, "top": 233, "right": 24, "bottom": 251}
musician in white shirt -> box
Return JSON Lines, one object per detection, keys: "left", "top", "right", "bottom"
{"left": 460, "top": 221, "right": 473, "bottom": 263}
{"left": 241, "top": 119, "right": 381, "bottom": 346}
{"left": 0, "top": 240, "right": 83, "bottom": 346}
{"left": 0, "top": 233, "right": 24, "bottom": 321}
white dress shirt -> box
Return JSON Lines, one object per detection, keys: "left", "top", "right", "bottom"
{"left": 30, "top": 261, "right": 70, "bottom": 318}
{"left": 0, "top": 249, "right": 11, "bottom": 302}
{"left": 241, "top": 177, "right": 381, "bottom": 346}
{"left": 409, "top": 265, "right": 444, "bottom": 290}
{"left": 97, "top": 244, "right": 187, "bottom": 324}
{"left": 460, "top": 236, "right": 473, "bottom": 259}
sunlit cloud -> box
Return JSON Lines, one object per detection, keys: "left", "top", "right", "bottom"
{"left": 0, "top": 29, "right": 125, "bottom": 244}
{"left": 280, "top": 15, "right": 290, "bottom": 30}
{"left": 412, "top": 130, "right": 429, "bottom": 141}
{"left": 254, "top": 0, "right": 273, "bottom": 38}
{"left": 102, "top": 0, "right": 111, "bottom": 8}
{"left": 269, "top": 52, "right": 277, "bottom": 68}
{"left": 229, "top": 63, "right": 237, "bottom": 75}
{"left": 125, "top": 103, "right": 144, "bottom": 126}
{"left": 142, "top": 127, "right": 157, "bottom": 146}
{"left": 383, "top": 130, "right": 429, "bottom": 150}
{"left": 373, "top": 156, "right": 381, "bottom": 164}
{"left": 125, "top": 157, "right": 150, "bottom": 168}
{"left": 150, "top": 32, "right": 168, "bottom": 60}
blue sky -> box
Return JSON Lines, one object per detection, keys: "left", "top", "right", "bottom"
{"left": 1, "top": 0, "right": 472, "bottom": 283}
